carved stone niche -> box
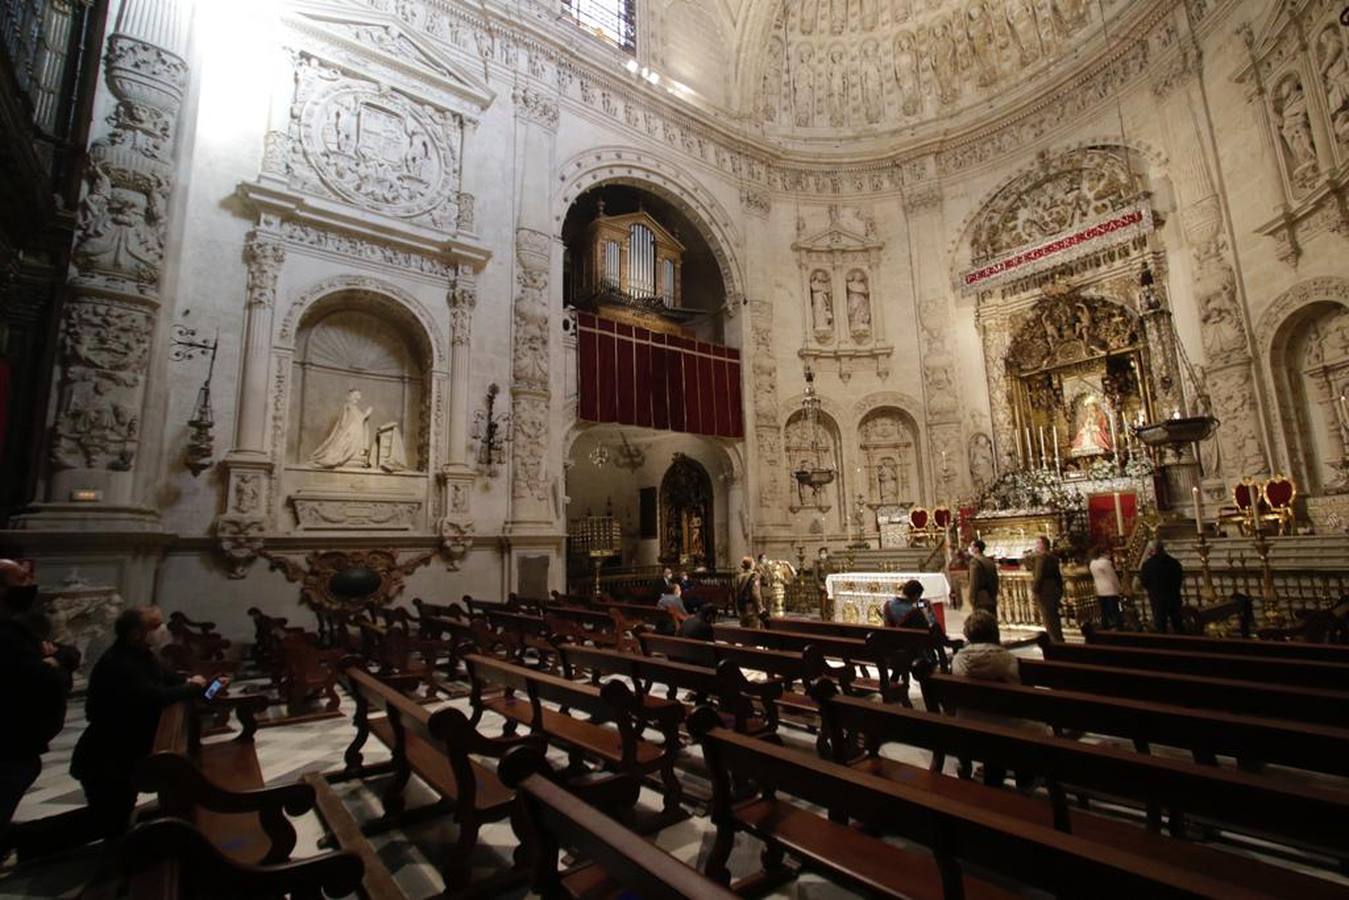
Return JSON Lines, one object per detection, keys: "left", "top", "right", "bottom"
{"left": 793, "top": 205, "right": 886, "bottom": 352}
{"left": 1237, "top": 7, "right": 1349, "bottom": 266}
{"left": 282, "top": 290, "right": 437, "bottom": 533}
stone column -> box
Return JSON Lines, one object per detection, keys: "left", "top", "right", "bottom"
{"left": 231, "top": 233, "right": 285, "bottom": 457}
{"left": 506, "top": 87, "right": 559, "bottom": 533}
{"left": 747, "top": 293, "right": 787, "bottom": 528}
{"left": 437, "top": 264, "right": 477, "bottom": 568}
{"left": 38, "top": 0, "right": 191, "bottom": 519}
{"left": 1155, "top": 37, "right": 1269, "bottom": 480}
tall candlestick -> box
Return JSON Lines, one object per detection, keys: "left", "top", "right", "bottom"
{"left": 1108, "top": 410, "right": 1119, "bottom": 457}
{"left": 1192, "top": 486, "right": 1204, "bottom": 535}
{"left": 1025, "top": 427, "right": 1034, "bottom": 468}
{"left": 1052, "top": 426, "right": 1060, "bottom": 472}
{"left": 1113, "top": 490, "right": 1124, "bottom": 538}
{"left": 1038, "top": 426, "right": 1046, "bottom": 468}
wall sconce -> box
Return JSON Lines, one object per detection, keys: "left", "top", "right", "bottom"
{"left": 170, "top": 324, "right": 219, "bottom": 477}
{"left": 471, "top": 383, "right": 510, "bottom": 477}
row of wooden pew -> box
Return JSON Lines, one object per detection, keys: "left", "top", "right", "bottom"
{"left": 107, "top": 593, "right": 1349, "bottom": 899}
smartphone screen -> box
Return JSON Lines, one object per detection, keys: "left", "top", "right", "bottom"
{"left": 203, "top": 678, "right": 224, "bottom": 700}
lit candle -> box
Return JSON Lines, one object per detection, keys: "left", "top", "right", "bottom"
{"left": 1053, "top": 426, "right": 1060, "bottom": 471}
{"left": 1192, "top": 486, "right": 1204, "bottom": 535}
{"left": 1113, "top": 490, "right": 1124, "bottom": 537}
{"left": 1038, "top": 426, "right": 1046, "bottom": 467}
{"left": 1025, "top": 427, "right": 1034, "bottom": 467}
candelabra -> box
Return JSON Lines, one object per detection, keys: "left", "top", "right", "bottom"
{"left": 1194, "top": 530, "right": 1218, "bottom": 605}
{"left": 471, "top": 384, "right": 510, "bottom": 477}
{"left": 169, "top": 325, "right": 219, "bottom": 476}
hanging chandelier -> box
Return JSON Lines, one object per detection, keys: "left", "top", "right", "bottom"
{"left": 793, "top": 366, "right": 836, "bottom": 496}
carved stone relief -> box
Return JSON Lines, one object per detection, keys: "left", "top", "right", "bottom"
{"left": 793, "top": 205, "right": 887, "bottom": 378}
{"left": 757, "top": 0, "right": 1098, "bottom": 131}
{"left": 510, "top": 227, "right": 553, "bottom": 516}
{"left": 285, "top": 53, "right": 464, "bottom": 229}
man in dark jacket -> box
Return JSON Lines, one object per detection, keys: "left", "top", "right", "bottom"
{"left": 967, "top": 540, "right": 999, "bottom": 615}
{"left": 1139, "top": 541, "right": 1185, "bottom": 633}
{"left": 1029, "top": 536, "right": 1064, "bottom": 643}
{"left": 733, "top": 557, "right": 765, "bottom": 628}
{"left": 71, "top": 606, "right": 207, "bottom": 840}
{"left": 0, "top": 560, "right": 70, "bottom": 843}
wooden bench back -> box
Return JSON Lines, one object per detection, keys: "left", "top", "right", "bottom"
{"left": 639, "top": 632, "right": 825, "bottom": 682}
{"left": 1040, "top": 638, "right": 1349, "bottom": 691}
{"left": 542, "top": 604, "right": 615, "bottom": 630}
{"left": 1083, "top": 626, "right": 1349, "bottom": 663}
{"left": 689, "top": 712, "right": 1273, "bottom": 900}
{"left": 920, "top": 671, "right": 1349, "bottom": 778}
{"left": 465, "top": 653, "right": 645, "bottom": 722}
{"left": 813, "top": 681, "right": 1349, "bottom": 856}
{"left": 1018, "top": 658, "right": 1349, "bottom": 727}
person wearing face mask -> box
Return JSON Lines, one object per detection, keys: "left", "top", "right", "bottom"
{"left": 0, "top": 560, "right": 70, "bottom": 845}
{"left": 71, "top": 606, "right": 213, "bottom": 840}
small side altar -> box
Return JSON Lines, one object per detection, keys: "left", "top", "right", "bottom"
{"left": 825, "top": 571, "right": 950, "bottom": 628}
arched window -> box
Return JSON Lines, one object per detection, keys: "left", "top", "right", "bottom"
{"left": 628, "top": 223, "right": 655, "bottom": 298}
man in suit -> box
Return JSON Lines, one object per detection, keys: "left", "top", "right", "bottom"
{"left": 1029, "top": 535, "right": 1064, "bottom": 642}
{"left": 967, "top": 539, "right": 999, "bottom": 615}
{"left": 1139, "top": 541, "right": 1185, "bottom": 633}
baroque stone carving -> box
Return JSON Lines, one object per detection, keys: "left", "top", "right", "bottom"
{"left": 758, "top": 0, "right": 1098, "bottom": 131}
{"left": 260, "top": 547, "right": 435, "bottom": 612}
{"left": 514, "top": 84, "right": 559, "bottom": 131}
{"left": 286, "top": 55, "right": 463, "bottom": 228}
{"left": 1005, "top": 292, "right": 1140, "bottom": 374}
{"left": 510, "top": 227, "right": 553, "bottom": 512}
{"left": 49, "top": 300, "right": 153, "bottom": 470}
{"left": 291, "top": 493, "right": 423, "bottom": 530}
{"left": 244, "top": 234, "right": 285, "bottom": 308}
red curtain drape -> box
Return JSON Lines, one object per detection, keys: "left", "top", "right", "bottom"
{"left": 575, "top": 312, "right": 744, "bottom": 439}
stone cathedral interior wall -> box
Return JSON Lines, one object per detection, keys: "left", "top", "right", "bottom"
{"left": 9, "top": 0, "right": 1349, "bottom": 640}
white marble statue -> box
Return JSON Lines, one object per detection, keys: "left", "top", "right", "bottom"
{"left": 810, "top": 269, "right": 835, "bottom": 331}
{"left": 311, "top": 388, "right": 373, "bottom": 468}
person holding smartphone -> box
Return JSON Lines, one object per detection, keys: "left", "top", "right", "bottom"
{"left": 71, "top": 606, "right": 228, "bottom": 840}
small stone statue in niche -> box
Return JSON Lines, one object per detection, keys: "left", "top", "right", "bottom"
{"left": 846, "top": 268, "right": 872, "bottom": 337}
{"left": 311, "top": 388, "right": 373, "bottom": 469}
{"left": 809, "top": 268, "right": 834, "bottom": 334}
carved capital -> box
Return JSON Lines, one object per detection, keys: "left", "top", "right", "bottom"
{"left": 244, "top": 233, "right": 285, "bottom": 308}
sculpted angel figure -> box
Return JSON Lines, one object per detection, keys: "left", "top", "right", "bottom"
{"left": 311, "top": 388, "right": 372, "bottom": 468}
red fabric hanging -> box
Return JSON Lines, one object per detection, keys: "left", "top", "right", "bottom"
{"left": 575, "top": 312, "right": 742, "bottom": 439}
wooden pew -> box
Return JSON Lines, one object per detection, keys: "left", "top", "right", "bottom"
{"left": 464, "top": 653, "right": 686, "bottom": 821}
{"left": 811, "top": 680, "right": 1349, "bottom": 885}
{"left": 355, "top": 618, "right": 451, "bottom": 697}
{"left": 1019, "top": 657, "right": 1349, "bottom": 727}
{"left": 498, "top": 745, "right": 739, "bottom": 900}
{"left": 766, "top": 616, "right": 958, "bottom": 667}
{"left": 918, "top": 670, "right": 1349, "bottom": 780}
{"left": 1082, "top": 623, "right": 1349, "bottom": 664}
{"left": 136, "top": 696, "right": 312, "bottom": 867}
{"left": 303, "top": 773, "right": 402, "bottom": 900}
{"left": 687, "top": 708, "right": 1283, "bottom": 899}
{"left": 340, "top": 665, "right": 538, "bottom": 891}
{"left": 484, "top": 609, "right": 561, "bottom": 669}
{"left": 558, "top": 643, "right": 782, "bottom": 738}
{"left": 117, "top": 817, "right": 363, "bottom": 900}
{"left": 1038, "top": 634, "right": 1349, "bottom": 691}
{"left": 712, "top": 623, "right": 914, "bottom": 704}
{"left": 411, "top": 596, "right": 468, "bottom": 627}
{"left": 637, "top": 633, "right": 846, "bottom": 741}
{"left": 166, "top": 613, "right": 230, "bottom": 662}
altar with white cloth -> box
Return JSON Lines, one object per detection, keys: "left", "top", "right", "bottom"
{"left": 824, "top": 572, "right": 950, "bottom": 629}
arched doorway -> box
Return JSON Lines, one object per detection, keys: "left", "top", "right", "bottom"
{"left": 1269, "top": 299, "right": 1349, "bottom": 492}
{"left": 660, "top": 454, "right": 714, "bottom": 569}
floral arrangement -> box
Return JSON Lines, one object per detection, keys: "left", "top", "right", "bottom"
{"left": 978, "top": 468, "right": 1082, "bottom": 514}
